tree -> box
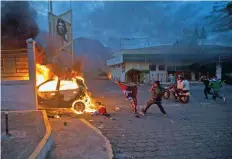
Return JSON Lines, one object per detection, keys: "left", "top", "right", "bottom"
{"left": 206, "top": 2, "right": 232, "bottom": 32}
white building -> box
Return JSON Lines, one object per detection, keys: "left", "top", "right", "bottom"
{"left": 107, "top": 45, "right": 232, "bottom": 83}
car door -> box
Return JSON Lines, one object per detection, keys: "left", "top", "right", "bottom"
{"left": 58, "top": 79, "right": 79, "bottom": 107}
{"left": 37, "top": 79, "right": 59, "bottom": 107}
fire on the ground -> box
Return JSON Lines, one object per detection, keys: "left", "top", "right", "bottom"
{"left": 36, "top": 64, "right": 97, "bottom": 114}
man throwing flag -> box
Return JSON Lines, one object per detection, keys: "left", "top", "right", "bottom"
{"left": 116, "top": 81, "right": 139, "bottom": 118}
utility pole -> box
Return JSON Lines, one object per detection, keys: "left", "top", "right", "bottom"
{"left": 48, "top": 0, "right": 53, "bottom": 39}
{"left": 70, "top": 1, "right": 74, "bottom": 66}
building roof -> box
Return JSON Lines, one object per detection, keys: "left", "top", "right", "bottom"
{"left": 118, "top": 45, "right": 232, "bottom": 55}
{"left": 107, "top": 45, "right": 232, "bottom": 66}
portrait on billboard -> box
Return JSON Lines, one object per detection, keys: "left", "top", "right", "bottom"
{"left": 56, "top": 18, "right": 68, "bottom": 43}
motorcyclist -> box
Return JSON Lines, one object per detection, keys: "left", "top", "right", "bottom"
{"left": 181, "top": 76, "right": 190, "bottom": 92}
{"left": 174, "top": 75, "right": 183, "bottom": 99}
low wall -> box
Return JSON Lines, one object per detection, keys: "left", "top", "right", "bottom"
{"left": 1, "top": 81, "right": 37, "bottom": 110}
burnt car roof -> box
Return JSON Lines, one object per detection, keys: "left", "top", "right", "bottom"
{"left": 37, "top": 77, "right": 86, "bottom": 89}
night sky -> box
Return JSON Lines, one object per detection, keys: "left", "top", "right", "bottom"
{"left": 31, "top": 1, "right": 232, "bottom": 49}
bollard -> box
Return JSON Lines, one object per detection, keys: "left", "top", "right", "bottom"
{"left": 5, "top": 111, "right": 9, "bottom": 135}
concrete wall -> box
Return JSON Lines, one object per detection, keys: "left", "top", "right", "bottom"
{"left": 110, "top": 65, "right": 122, "bottom": 81}
{"left": 1, "top": 38, "right": 37, "bottom": 111}
{"left": 1, "top": 81, "right": 36, "bottom": 110}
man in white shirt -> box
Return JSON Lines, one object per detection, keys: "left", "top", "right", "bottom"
{"left": 181, "top": 77, "right": 190, "bottom": 91}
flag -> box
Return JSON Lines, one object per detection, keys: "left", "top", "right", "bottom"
{"left": 117, "top": 82, "right": 138, "bottom": 113}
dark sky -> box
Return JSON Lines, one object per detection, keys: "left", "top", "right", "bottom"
{"left": 32, "top": 1, "right": 232, "bottom": 49}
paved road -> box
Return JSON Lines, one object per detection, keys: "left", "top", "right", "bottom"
{"left": 47, "top": 116, "right": 109, "bottom": 159}
{"left": 84, "top": 79, "right": 232, "bottom": 159}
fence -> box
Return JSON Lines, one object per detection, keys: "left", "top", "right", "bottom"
{"left": 1, "top": 49, "right": 29, "bottom": 80}
{"left": 1, "top": 38, "right": 37, "bottom": 110}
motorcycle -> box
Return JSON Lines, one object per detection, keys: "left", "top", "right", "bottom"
{"left": 163, "top": 85, "right": 175, "bottom": 99}
{"left": 163, "top": 85, "right": 190, "bottom": 103}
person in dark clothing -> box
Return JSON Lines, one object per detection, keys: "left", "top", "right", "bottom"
{"left": 200, "top": 76, "right": 212, "bottom": 99}
{"left": 141, "top": 81, "right": 167, "bottom": 116}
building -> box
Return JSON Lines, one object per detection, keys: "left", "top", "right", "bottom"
{"left": 107, "top": 45, "right": 232, "bottom": 83}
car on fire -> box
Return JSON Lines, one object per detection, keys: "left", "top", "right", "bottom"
{"left": 37, "top": 77, "right": 88, "bottom": 112}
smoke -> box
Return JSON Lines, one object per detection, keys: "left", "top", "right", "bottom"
{"left": 1, "top": 1, "right": 39, "bottom": 49}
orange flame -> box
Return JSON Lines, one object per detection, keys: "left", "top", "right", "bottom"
{"left": 36, "top": 64, "right": 51, "bottom": 86}
{"left": 36, "top": 64, "right": 97, "bottom": 114}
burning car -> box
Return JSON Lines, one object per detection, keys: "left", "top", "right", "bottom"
{"left": 37, "top": 77, "right": 95, "bottom": 114}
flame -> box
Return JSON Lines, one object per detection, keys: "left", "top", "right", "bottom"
{"left": 36, "top": 64, "right": 50, "bottom": 86}
{"left": 107, "top": 73, "right": 112, "bottom": 79}
{"left": 60, "top": 78, "right": 79, "bottom": 90}
{"left": 36, "top": 63, "right": 97, "bottom": 114}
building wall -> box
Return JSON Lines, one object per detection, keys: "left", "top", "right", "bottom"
{"left": 109, "top": 61, "right": 198, "bottom": 83}
{"left": 110, "top": 64, "right": 122, "bottom": 81}
{"left": 125, "top": 62, "right": 150, "bottom": 72}
{"left": 1, "top": 82, "right": 36, "bottom": 110}
{"left": 1, "top": 39, "right": 37, "bottom": 111}
{"left": 149, "top": 63, "right": 168, "bottom": 83}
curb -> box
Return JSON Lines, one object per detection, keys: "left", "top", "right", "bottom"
{"left": 29, "top": 110, "right": 53, "bottom": 159}
{"left": 80, "top": 119, "right": 114, "bottom": 159}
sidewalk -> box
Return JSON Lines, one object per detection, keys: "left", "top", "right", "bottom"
{"left": 47, "top": 115, "right": 113, "bottom": 159}
{"left": 1, "top": 111, "right": 46, "bottom": 159}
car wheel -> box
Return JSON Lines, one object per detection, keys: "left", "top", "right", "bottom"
{"left": 163, "top": 91, "right": 170, "bottom": 99}
{"left": 180, "top": 96, "right": 189, "bottom": 104}
{"left": 73, "top": 101, "right": 86, "bottom": 113}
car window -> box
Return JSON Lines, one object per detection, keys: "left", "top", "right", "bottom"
{"left": 38, "top": 79, "right": 58, "bottom": 92}
{"left": 59, "top": 79, "right": 78, "bottom": 91}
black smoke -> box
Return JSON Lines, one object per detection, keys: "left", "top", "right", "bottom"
{"left": 1, "top": 1, "right": 39, "bottom": 49}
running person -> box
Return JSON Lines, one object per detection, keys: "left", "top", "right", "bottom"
{"left": 141, "top": 81, "right": 167, "bottom": 116}
{"left": 200, "top": 76, "right": 212, "bottom": 99}
{"left": 209, "top": 77, "right": 226, "bottom": 102}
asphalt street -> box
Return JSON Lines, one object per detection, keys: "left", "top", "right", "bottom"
{"left": 83, "top": 79, "right": 232, "bottom": 159}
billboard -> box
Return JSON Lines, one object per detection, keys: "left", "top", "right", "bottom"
{"left": 49, "top": 10, "right": 73, "bottom": 56}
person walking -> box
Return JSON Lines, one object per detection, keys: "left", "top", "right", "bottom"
{"left": 209, "top": 77, "right": 226, "bottom": 102}
{"left": 200, "top": 75, "right": 212, "bottom": 99}
{"left": 116, "top": 81, "right": 139, "bottom": 117}
{"left": 141, "top": 81, "right": 167, "bottom": 116}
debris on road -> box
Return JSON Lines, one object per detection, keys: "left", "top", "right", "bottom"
{"left": 110, "top": 117, "right": 115, "bottom": 120}
{"left": 54, "top": 115, "right": 60, "bottom": 119}
{"left": 64, "top": 122, "right": 68, "bottom": 126}
{"left": 98, "top": 124, "right": 104, "bottom": 129}
{"left": 90, "top": 104, "right": 111, "bottom": 117}
{"left": 114, "top": 106, "right": 120, "bottom": 111}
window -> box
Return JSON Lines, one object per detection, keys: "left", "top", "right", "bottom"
{"left": 38, "top": 79, "right": 58, "bottom": 100}
{"left": 149, "top": 64, "right": 156, "bottom": 71}
{"left": 59, "top": 80, "right": 78, "bottom": 91}
{"left": 159, "top": 65, "right": 165, "bottom": 71}
{"left": 38, "top": 80, "right": 58, "bottom": 92}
